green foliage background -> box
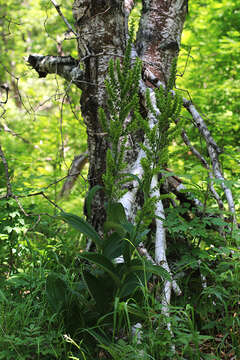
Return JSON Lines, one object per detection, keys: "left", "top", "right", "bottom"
{"left": 176, "top": 0, "right": 240, "bottom": 205}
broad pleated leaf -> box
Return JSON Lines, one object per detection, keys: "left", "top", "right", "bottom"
{"left": 102, "top": 232, "right": 123, "bottom": 260}
{"left": 129, "top": 262, "right": 171, "bottom": 281}
{"left": 103, "top": 221, "right": 126, "bottom": 237}
{"left": 46, "top": 273, "right": 69, "bottom": 312}
{"left": 60, "top": 212, "right": 103, "bottom": 248}
{"left": 106, "top": 202, "right": 127, "bottom": 224}
{"left": 79, "top": 252, "right": 121, "bottom": 286}
{"left": 82, "top": 271, "right": 115, "bottom": 312}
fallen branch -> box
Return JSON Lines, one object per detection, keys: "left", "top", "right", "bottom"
{"left": 179, "top": 125, "right": 224, "bottom": 210}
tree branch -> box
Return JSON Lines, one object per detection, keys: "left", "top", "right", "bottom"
{"left": 183, "top": 99, "right": 236, "bottom": 221}
{"left": 1, "top": 121, "right": 33, "bottom": 145}
{"left": 59, "top": 153, "right": 88, "bottom": 197}
{"left": 50, "top": 0, "right": 78, "bottom": 37}
{"left": 143, "top": 66, "right": 236, "bottom": 221}
{"left": 177, "top": 123, "right": 224, "bottom": 210}
{"left": 27, "top": 55, "right": 85, "bottom": 88}
{"left": 182, "top": 99, "right": 222, "bottom": 155}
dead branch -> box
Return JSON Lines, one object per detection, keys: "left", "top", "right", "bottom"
{"left": 27, "top": 55, "right": 85, "bottom": 88}
{"left": 60, "top": 153, "right": 88, "bottom": 197}
{"left": 144, "top": 66, "right": 236, "bottom": 221}
{"left": 179, "top": 126, "right": 224, "bottom": 210}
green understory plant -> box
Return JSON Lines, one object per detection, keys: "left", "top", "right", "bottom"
{"left": 0, "top": 267, "right": 68, "bottom": 360}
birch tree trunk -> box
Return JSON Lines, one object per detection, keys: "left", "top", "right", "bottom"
{"left": 28, "top": 0, "right": 188, "bottom": 226}
{"left": 72, "top": 0, "right": 188, "bottom": 230}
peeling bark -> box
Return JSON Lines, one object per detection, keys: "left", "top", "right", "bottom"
{"left": 136, "top": 0, "right": 188, "bottom": 84}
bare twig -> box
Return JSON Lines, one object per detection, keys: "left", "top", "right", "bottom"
{"left": 13, "top": 196, "right": 29, "bottom": 217}
{"left": 16, "top": 191, "right": 64, "bottom": 212}
{"left": 50, "top": 0, "right": 78, "bottom": 37}
{"left": 1, "top": 122, "right": 32, "bottom": 144}
{"left": 50, "top": 0, "right": 90, "bottom": 56}
{"left": 1, "top": 64, "right": 30, "bottom": 114}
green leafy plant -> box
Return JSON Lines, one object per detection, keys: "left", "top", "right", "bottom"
{"left": 98, "top": 24, "right": 142, "bottom": 201}
{"left": 0, "top": 200, "right": 29, "bottom": 274}
{"left": 45, "top": 205, "right": 171, "bottom": 336}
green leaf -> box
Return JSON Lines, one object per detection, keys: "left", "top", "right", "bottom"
{"left": 106, "top": 202, "right": 127, "bottom": 224}
{"left": 85, "top": 328, "right": 111, "bottom": 347}
{"left": 119, "top": 272, "right": 145, "bottom": 298}
{"left": 79, "top": 252, "right": 121, "bottom": 286}
{"left": 103, "top": 221, "right": 126, "bottom": 237}
{"left": 144, "top": 263, "right": 171, "bottom": 281}
{"left": 82, "top": 271, "right": 115, "bottom": 312}
{"left": 0, "top": 289, "right": 7, "bottom": 303}
{"left": 128, "top": 260, "right": 172, "bottom": 281}
{"left": 4, "top": 226, "right": 13, "bottom": 233}
{"left": 85, "top": 185, "right": 102, "bottom": 218}
{"left": 136, "top": 229, "right": 150, "bottom": 243}
{"left": 122, "top": 240, "right": 134, "bottom": 265}
{"left": 46, "top": 273, "right": 69, "bottom": 312}
{"left": 121, "top": 172, "right": 142, "bottom": 187}
{"left": 59, "top": 212, "right": 103, "bottom": 248}
{"left": 103, "top": 232, "right": 123, "bottom": 260}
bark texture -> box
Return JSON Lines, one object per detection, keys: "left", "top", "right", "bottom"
{"left": 73, "top": 0, "right": 126, "bottom": 229}
{"left": 137, "top": 0, "right": 188, "bottom": 84}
